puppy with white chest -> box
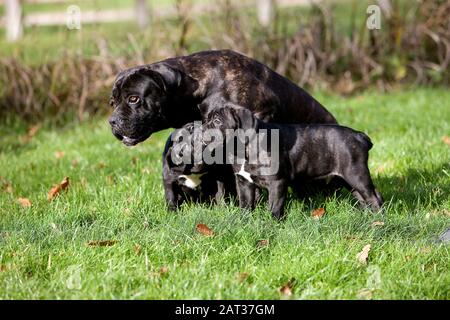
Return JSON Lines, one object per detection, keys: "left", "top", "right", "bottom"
{"left": 204, "top": 105, "right": 383, "bottom": 220}
{"left": 162, "top": 122, "right": 236, "bottom": 211}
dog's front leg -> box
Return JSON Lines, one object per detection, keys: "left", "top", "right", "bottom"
{"left": 236, "top": 175, "right": 256, "bottom": 211}
{"left": 268, "top": 180, "right": 288, "bottom": 220}
{"left": 164, "top": 181, "right": 182, "bottom": 211}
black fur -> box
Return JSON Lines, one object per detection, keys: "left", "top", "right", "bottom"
{"left": 162, "top": 123, "right": 236, "bottom": 211}
{"left": 205, "top": 105, "right": 383, "bottom": 220}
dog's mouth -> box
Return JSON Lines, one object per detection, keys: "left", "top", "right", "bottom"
{"left": 113, "top": 132, "right": 151, "bottom": 147}
{"left": 122, "top": 136, "right": 141, "bottom": 146}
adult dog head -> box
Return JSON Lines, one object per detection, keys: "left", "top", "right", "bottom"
{"left": 108, "top": 64, "right": 187, "bottom": 146}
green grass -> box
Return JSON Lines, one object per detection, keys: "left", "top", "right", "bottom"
{"left": 1, "top": 88, "right": 450, "bottom": 299}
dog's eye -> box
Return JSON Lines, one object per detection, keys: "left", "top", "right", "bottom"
{"left": 213, "top": 118, "right": 222, "bottom": 126}
{"left": 109, "top": 99, "right": 115, "bottom": 107}
{"left": 127, "top": 96, "right": 140, "bottom": 105}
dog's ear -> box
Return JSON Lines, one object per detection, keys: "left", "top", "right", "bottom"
{"left": 148, "top": 64, "right": 183, "bottom": 93}
{"left": 125, "top": 65, "right": 182, "bottom": 94}
{"left": 228, "top": 106, "right": 256, "bottom": 130}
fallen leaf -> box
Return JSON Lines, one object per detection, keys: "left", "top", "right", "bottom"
{"left": 237, "top": 272, "right": 249, "bottom": 283}
{"left": 54, "top": 151, "right": 65, "bottom": 159}
{"left": 71, "top": 159, "right": 79, "bottom": 167}
{"left": 134, "top": 244, "right": 142, "bottom": 255}
{"left": 5, "top": 184, "right": 13, "bottom": 194}
{"left": 17, "top": 197, "right": 32, "bottom": 208}
{"left": 357, "top": 288, "right": 373, "bottom": 300}
{"left": 28, "top": 125, "right": 40, "bottom": 137}
{"left": 1, "top": 178, "right": 13, "bottom": 194}
{"left": 48, "top": 177, "right": 70, "bottom": 201}
{"left": 256, "top": 239, "right": 269, "bottom": 248}
{"left": 0, "top": 265, "right": 6, "bottom": 272}
{"left": 87, "top": 240, "right": 118, "bottom": 247}
{"left": 97, "top": 162, "right": 106, "bottom": 169}
{"left": 279, "top": 278, "right": 295, "bottom": 296}
{"left": 311, "top": 207, "right": 326, "bottom": 219}
{"left": 19, "top": 125, "right": 41, "bottom": 143}
{"left": 442, "top": 135, "right": 450, "bottom": 147}
{"left": 371, "top": 221, "right": 385, "bottom": 227}
{"left": 196, "top": 223, "right": 214, "bottom": 236}
{"left": 150, "top": 266, "right": 169, "bottom": 278}
{"left": 159, "top": 266, "right": 169, "bottom": 275}
{"left": 356, "top": 244, "right": 371, "bottom": 265}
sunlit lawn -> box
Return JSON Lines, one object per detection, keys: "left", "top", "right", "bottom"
{"left": 1, "top": 88, "right": 449, "bottom": 299}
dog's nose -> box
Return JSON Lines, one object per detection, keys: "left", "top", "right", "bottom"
{"left": 109, "top": 116, "right": 117, "bottom": 127}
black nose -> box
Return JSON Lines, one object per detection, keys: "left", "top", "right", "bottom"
{"left": 109, "top": 116, "right": 117, "bottom": 126}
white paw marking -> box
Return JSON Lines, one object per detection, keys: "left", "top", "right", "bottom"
{"left": 236, "top": 160, "right": 253, "bottom": 183}
{"left": 179, "top": 172, "right": 207, "bottom": 189}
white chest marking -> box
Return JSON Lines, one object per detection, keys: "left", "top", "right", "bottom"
{"left": 236, "top": 160, "right": 253, "bottom": 183}
{"left": 179, "top": 173, "right": 206, "bottom": 189}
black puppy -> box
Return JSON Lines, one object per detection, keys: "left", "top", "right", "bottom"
{"left": 162, "top": 122, "right": 235, "bottom": 211}
{"left": 205, "top": 106, "right": 383, "bottom": 219}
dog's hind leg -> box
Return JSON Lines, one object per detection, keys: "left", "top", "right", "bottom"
{"left": 343, "top": 166, "right": 383, "bottom": 212}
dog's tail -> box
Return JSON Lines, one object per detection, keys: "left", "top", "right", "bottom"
{"left": 356, "top": 131, "right": 373, "bottom": 150}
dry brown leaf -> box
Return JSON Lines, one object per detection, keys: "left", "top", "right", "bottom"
{"left": 356, "top": 244, "right": 371, "bottom": 265}
{"left": 28, "top": 125, "right": 40, "bottom": 137}
{"left": 442, "top": 135, "right": 450, "bottom": 146}
{"left": 1, "top": 178, "right": 13, "bottom": 194}
{"left": 159, "top": 266, "right": 169, "bottom": 275}
{"left": 311, "top": 207, "right": 326, "bottom": 219}
{"left": 237, "top": 272, "right": 249, "bottom": 283}
{"left": 47, "top": 177, "right": 70, "bottom": 201}
{"left": 196, "top": 223, "right": 214, "bottom": 236}
{"left": 20, "top": 125, "right": 41, "bottom": 143}
{"left": 357, "top": 288, "right": 374, "bottom": 300}
{"left": 54, "top": 151, "right": 65, "bottom": 159}
{"left": 71, "top": 159, "right": 79, "bottom": 167}
{"left": 17, "top": 197, "right": 32, "bottom": 208}
{"left": 279, "top": 278, "right": 295, "bottom": 296}
{"left": 371, "top": 221, "right": 385, "bottom": 227}
{"left": 5, "top": 184, "right": 13, "bottom": 194}
{"left": 256, "top": 239, "right": 269, "bottom": 248}
{"left": 97, "top": 162, "right": 106, "bottom": 169}
{"left": 87, "top": 240, "right": 118, "bottom": 247}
